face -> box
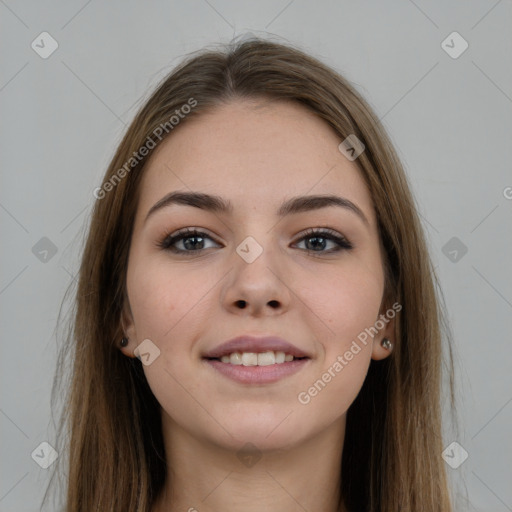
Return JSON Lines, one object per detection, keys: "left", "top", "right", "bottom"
{"left": 121, "top": 98, "right": 394, "bottom": 452}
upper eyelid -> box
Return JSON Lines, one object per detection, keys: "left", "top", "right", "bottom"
{"left": 165, "top": 226, "right": 345, "bottom": 239}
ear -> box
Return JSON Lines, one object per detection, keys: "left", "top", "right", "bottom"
{"left": 119, "top": 298, "right": 137, "bottom": 358}
{"left": 370, "top": 302, "right": 398, "bottom": 361}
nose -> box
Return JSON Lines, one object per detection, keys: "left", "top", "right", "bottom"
{"left": 221, "top": 242, "right": 292, "bottom": 317}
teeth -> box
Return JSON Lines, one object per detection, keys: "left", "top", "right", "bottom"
{"left": 231, "top": 352, "right": 242, "bottom": 365}
{"left": 241, "top": 352, "right": 258, "bottom": 366}
{"left": 275, "top": 351, "right": 285, "bottom": 364}
{"left": 257, "top": 351, "right": 275, "bottom": 366}
{"left": 218, "top": 350, "right": 299, "bottom": 366}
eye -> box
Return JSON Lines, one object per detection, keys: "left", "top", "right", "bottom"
{"left": 157, "top": 227, "right": 353, "bottom": 255}
{"left": 293, "top": 228, "right": 353, "bottom": 253}
{"left": 157, "top": 228, "right": 220, "bottom": 254}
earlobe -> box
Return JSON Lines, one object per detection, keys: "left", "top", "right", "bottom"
{"left": 370, "top": 303, "right": 396, "bottom": 360}
{"left": 371, "top": 337, "right": 394, "bottom": 361}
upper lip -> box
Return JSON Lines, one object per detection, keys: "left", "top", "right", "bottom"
{"left": 202, "top": 335, "right": 311, "bottom": 359}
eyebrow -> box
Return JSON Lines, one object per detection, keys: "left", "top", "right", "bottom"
{"left": 144, "top": 191, "right": 370, "bottom": 226}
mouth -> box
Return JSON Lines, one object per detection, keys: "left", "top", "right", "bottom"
{"left": 202, "top": 335, "right": 312, "bottom": 384}
{"left": 205, "top": 350, "right": 308, "bottom": 366}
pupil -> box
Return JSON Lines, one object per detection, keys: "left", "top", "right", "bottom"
{"left": 307, "top": 236, "right": 325, "bottom": 251}
{"left": 184, "top": 236, "right": 203, "bottom": 250}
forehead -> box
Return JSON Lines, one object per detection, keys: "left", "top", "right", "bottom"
{"left": 136, "top": 99, "right": 375, "bottom": 224}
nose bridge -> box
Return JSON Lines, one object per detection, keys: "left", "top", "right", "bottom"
{"left": 235, "top": 209, "right": 291, "bottom": 266}
{"left": 230, "top": 211, "right": 279, "bottom": 264}
{"left": 233, "top": 229, "right": 280, "bottom": 281}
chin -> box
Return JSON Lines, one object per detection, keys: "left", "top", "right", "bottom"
{"left": 206, "top": 407, "right": 313, "bottom": 453}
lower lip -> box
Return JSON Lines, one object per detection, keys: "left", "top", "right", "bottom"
{"left": 204, "top": 359, "right": 310, "bottom": 384}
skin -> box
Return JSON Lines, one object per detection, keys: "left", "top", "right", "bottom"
{"left": 120, "top": 98, "right": 394, "bottom": 512}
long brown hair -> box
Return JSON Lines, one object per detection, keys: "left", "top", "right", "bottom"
{"left": 43, "top": 37, "right": 457, "bottom": 511}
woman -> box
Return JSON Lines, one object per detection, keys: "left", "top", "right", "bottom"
{"left": 46, "top": 37, "right": 456, "bottom": 511}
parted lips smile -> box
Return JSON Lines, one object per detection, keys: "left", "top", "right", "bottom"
{"left": 202, "top": 335, "right": 312, "bottom": 384}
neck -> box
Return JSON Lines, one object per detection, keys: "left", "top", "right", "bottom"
{"left": 152, "top": 414, "right": 347, "bottom": 512}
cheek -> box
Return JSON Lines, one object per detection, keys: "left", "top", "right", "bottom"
{"left": 126, "top": 256, "right": 214, "bottom": 340}
{"left": 295, "top": 260, "right": 383, "bottom": 415}
{"left": 294, "top": 268, "right": 382, "bottom": 418}
{"left": 300, "top": 257, "right": 384, "bottom": 337}
{"left": 125, "top": 258, "right": 215, "bottom": 433}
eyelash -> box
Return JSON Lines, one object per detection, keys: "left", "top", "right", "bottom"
{"left": 156, "top": 227, "right": 353, "bottom": 255}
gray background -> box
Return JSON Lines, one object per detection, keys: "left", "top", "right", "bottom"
{"left": 1, "top": 1, "right": 511, "bottom": 511}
